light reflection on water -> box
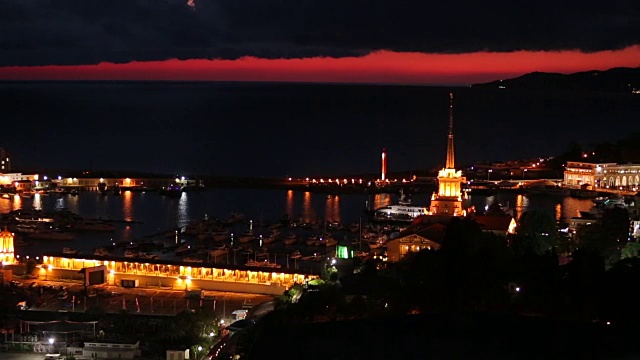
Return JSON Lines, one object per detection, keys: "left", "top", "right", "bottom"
{"left": 286, "top": 190, "right": 294, "bottom": 217}
{"left": 470, "top": 193, "right": 594, "bottom": 221}
{"left": 3, "top": 189, "right": 600, "bottom": 257}
{"left": 177, "top": 192, "right": 189, "bottom": 227}
{"left": 122, "top": 191, "right": 133, "bottom": 222}
{"left": 32, "top": 194, "right": 42, "bottom": 210}
{"left": 0, "top": 195, "right": 21, "bottom": 213}
{"left": 373, "top": 193, "right": 391, "bottom": 210}
{"left": 301, "top": 192, "right": 315, "bottom": 224}
{"left": 325, "top": 195, "right": 341, "bottom": 223}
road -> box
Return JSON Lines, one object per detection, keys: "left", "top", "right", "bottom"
{"left": 14, "top": 278, "right": 273, "bottom": 322}
{"left": 0, "top": 353, "right": 56, "bottom": 360}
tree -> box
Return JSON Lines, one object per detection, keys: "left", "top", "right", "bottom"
{"left": 621, "top": 242, "right": 640, "bottom": 259}
{"left": 577, "top": 207, "right": 629, "bottom": 266}
{"left": 513, "top": 210, "right": 557, "bottom": 255}
{"left": 485, "top": 199, "right": 508, "bottom": 216}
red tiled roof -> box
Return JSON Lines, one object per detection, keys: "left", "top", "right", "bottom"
{"left": 473, "top": 215, "right": 513, "bottom": 231}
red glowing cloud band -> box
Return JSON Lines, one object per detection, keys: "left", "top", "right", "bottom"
{"left": 1, "top": 46, "right": 638, "bottom": 84}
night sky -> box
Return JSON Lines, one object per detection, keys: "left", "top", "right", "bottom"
{"left": 0, "top": 1, "right": 638, "bottom": 176}
{"left": 0, "top": 0, "right": 638, "bottom": 84}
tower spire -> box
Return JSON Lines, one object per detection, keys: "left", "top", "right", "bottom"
{"left": 445, "top": 92, "right": 455, "bottom": 169}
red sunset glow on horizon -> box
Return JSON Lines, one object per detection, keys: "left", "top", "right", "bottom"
{"left": 1, "top": 46, "right": 639, "bottom": 85}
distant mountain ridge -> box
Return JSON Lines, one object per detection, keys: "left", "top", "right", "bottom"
{"left": 473, "top": 67, "right": 640, "bottom": 93}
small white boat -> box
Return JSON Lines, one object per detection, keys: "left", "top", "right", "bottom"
{"left": 209, "top": 248, "right": 229, "bottom": 258}
{"left": 124, "top": 250, "right": 138, "bottom": 257}
{"left": 62, "top": 247, "right": 78, "bottom": 254}
{"left": 72, "top": 220, "right": 115, "bottom": 232}
{"left": 323, "top": 238, "right": 338, "bottom": 247}
{"left": 306, "top": 235, "right": 319, "bottom": 246}
{"left": 29, "top": 230, "right": 75, "bottom": 241}
{"left": 283, "top": 234, "right": 297, "bottom": 245}
{"left": 261, "top": 235, "right": 277, "bottom": 244}
{"left": 239, "top": 234, "right": 255, "bottom": 243}
{"left": 94, "top": 247, "right": 110, "bottom": 256}
{"left": 213, "top": 230, "right": 231, "bottom": 242}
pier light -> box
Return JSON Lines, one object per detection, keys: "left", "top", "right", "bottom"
{"left": 58, "top": 176, "right": 61, "bottom": 180}
{"left": 43, "top": 176, "right": 47, "bottom": 180}
{"left": 288, "top": 177, "right": 292, "bottom": 181}
{"left": 48, "top": 338, "right": 54, "bottom": 345}
{"left": 175, "top": 178, "right": 180, "bottom": 183}
{"left": 181, "top": 176, "right": 185, "bottom": 181}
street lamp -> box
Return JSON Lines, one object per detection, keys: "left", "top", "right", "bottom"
{"left": 488, "top": 169, "right": 493, "bottom": 181}
{"left": 523, "top": 169, "right": 528, "bottom": 180}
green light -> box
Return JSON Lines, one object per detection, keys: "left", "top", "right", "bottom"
{"left": 336, "top": 245, "right": 349, "bottom": 259}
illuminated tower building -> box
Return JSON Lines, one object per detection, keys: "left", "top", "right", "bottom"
{"left": 429, "top": 93, "right": 465, "bottom": 216}
{"left": 0, "top": 227, "right": 15, "bottom": 264}
{"left": 381, "top": 148, "right": 387, "bottom": 181}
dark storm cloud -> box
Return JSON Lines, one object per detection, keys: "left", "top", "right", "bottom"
{"left": 0, "top": 0, "right": 638, "bottom": 66}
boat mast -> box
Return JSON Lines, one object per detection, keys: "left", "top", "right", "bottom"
{"left": 359, "top": 216, "right": 362, "bottom": 252}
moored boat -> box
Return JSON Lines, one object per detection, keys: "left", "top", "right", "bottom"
{"left": 29, "top": 229, "right": 75, "bottom": 241}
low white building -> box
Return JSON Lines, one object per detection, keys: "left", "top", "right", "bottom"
{"left": 83, "top": 340, "right": 141, "bottom": 359}
{"left": 166, "top": 349, "right": 190, "bottom": 360}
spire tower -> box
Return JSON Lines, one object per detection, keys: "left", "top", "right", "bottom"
{"left": 429, "top": 92, "right": 465, "bottom": 216}
{"left": 445, "top": 92, "right": 455, "bottom": 169}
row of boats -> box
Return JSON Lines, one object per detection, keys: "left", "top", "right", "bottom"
{"left": 1, "top": 208, "right": 116, "bottom": 241}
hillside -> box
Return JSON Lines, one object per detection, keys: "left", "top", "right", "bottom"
{"left": 473, "top": 67, "right": 640, "bottom": 93}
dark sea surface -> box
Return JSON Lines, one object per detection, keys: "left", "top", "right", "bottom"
{"left": 0, "top": 81, "right": 638, "bottom": 177}
{"left": 1, "top": 189, "right": 594, "bottom": 260}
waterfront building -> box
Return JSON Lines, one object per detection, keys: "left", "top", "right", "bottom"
{"left": 40, "top": 254, "right": 316, "bottom": 296}
{"left": 0, "top": 172, "right": 38, "bottom": 187}
{"left": 429, "top": 93, "right": 465, "bottom": 216}
{"left": 563, "top": 161, "right": 640, "bottom": 191}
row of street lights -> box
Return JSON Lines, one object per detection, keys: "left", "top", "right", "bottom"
{"left": 486, "top": 168, "right": 529, "bottom": 181}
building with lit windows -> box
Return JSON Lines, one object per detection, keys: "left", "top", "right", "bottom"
{"left": 0, "top": 148, "right": 10, "bottom": 172}
{"left": 40, "top": 254, "right": 317, "bottom": 296}
{"left": 386, "top": 223, "right": 445, "bottom": 262}
{"left": 563, "top": 161, "right": 640, "bottom": 190}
